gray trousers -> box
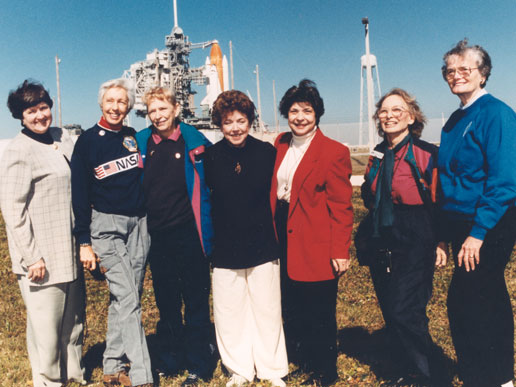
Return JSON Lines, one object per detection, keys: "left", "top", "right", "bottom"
{"left": 18, "top": 275, "right": 85, "bottom": 387}
{"left": 91, "top": 210, "right": 152, "bottom": 386}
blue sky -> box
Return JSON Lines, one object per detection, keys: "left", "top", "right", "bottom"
{"left": 1, "top": 0, "right": 515, "bottom": 142}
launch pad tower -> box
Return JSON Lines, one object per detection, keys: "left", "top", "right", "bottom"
{"left": 123, "top": 1, "right": 227, "bottom": 129}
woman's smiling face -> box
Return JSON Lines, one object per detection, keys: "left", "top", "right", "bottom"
{"left": 287, "top": 102, "right": 317, "bottom": 136}
{"left": 378, "top": 95, "right": 414, "bottom": 141}
{"left": 22, "top": 102, "right": 52, "bottom": 134}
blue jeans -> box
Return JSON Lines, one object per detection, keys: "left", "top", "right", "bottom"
{"left": 91, "top": 210, "right": 153, "bottom": 386}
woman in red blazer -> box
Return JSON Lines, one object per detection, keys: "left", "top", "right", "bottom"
{"left": 271, "top": 79, "right": 353, "bottom": 385}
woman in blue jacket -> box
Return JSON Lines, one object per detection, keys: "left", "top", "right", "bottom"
{"left": 436, "top": 39, "right": 516, "bottom": 387}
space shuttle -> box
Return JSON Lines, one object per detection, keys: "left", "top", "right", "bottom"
{"left": 200, "top": 42, "right": 229, "bottom": 109}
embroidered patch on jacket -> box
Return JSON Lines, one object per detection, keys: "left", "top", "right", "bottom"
{"left": 122, "top": 136, "right": 138, "bottom": 152}
{"left": 94, "top": 154, "right": 140, "bottom": 180}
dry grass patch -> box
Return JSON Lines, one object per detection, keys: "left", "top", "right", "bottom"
{"left": 1, "top": 190, "right": 515, "bottom": 386}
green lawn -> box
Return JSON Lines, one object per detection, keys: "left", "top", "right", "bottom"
{"left": 0, "top": 188, "right": 515, "bottom": 386}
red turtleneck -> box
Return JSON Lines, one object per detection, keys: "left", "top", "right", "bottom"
{"left": 98, "top": 116, "right": 123, "bottom": 131}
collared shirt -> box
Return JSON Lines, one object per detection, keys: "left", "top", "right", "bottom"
{"left": 461, "top": 88, "right": 487, "bottom": 110}
{"left": 151, "top": 124, "right": 181, "bottom": 143}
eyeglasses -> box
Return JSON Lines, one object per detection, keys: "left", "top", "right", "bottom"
{"left": 445, "top": 66, "right": 479, "bottom": 79}
{"left": 377, "top": 107, "right": 407, "bottom": 119}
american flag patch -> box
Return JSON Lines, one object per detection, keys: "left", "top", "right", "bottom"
{"left": 94, "top": 153, "right": 140, "bottom": 180}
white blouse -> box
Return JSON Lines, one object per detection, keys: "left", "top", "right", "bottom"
{"left": 276, "top": 128, "right": 317, "bottom": 202}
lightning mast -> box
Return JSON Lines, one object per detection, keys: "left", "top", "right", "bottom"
{"left": 359, "top": 17, "right": 381, "bottom": 151}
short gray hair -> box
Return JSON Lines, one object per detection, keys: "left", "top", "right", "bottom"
{"left": 441, "top": 38, "right": 492, "bottom": 87}
{"left": 98, "top": 78, "right": 135, "bottom": 110}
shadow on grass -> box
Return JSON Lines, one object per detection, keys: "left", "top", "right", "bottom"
{"left": 338, "top": 326, "right": 456, "bottom": 385}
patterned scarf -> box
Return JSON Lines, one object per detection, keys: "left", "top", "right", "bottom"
{"left": 372, "top": 134, "right": 410, "bottom": 237}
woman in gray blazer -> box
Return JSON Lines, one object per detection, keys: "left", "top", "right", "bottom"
{"left": 0, "top": 80, "right": 86, "bottom": 387}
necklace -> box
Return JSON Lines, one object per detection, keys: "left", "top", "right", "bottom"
{"left": 234, "top": 161, "right": 242, "bottom": 174}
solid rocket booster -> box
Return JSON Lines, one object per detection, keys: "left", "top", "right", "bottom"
{"left": 210, "top": 43, "right": 224, "bottom": 91}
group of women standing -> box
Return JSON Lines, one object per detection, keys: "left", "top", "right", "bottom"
{"left": 0, "top": 37, "right": 515, "bottom": 387}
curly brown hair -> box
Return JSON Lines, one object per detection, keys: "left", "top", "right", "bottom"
{"left": 373, "top": 88, "right": 426, "bottom": 139}
{"left": 211, "top": 90, "right": 256, "bottom": 128}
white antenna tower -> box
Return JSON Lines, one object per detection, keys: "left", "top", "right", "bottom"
{"left": 359, "top": 17, "right": 381, "bottom": 151}
{"left": 173, "top": 0, "right": 178, "bottom": 28}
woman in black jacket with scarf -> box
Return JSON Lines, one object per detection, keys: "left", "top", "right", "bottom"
{"left": 360, "top": 88, "right": 441, "bottom": 385}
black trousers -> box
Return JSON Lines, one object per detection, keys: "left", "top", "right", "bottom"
{"left": 275, "top": 200, "right": 339, "bottom": 383}
{"left": 447, "top": 207, "right": 516, "bottom": 387}
{"left": 369, "top": 205, "right": 437, "bottom": 379}
{"left": 148, "top": 220, "right": 214, "bottom": 378}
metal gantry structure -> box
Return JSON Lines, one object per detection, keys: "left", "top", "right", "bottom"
{"left": 122, "top": 1, "right": 226, "bottom": 129}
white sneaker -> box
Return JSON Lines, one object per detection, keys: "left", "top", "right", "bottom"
{"left": 226, "top": 374, "right": 247, "bottom": 387}
{"left": 269, "top": 378, "right": 286, "bottom": 387}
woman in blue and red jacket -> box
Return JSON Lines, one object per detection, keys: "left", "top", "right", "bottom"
{"left": 135, "top": 87, "right": 215, "bottom": 384}
{"left": 361, "top": 88, "right": 440, "bottom": 385}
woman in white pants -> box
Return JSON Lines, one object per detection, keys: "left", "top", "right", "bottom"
{"left": 0, "top": 80, "right": 85, "bottom": 387}
{"left": 204, "top": 90, "right": 288, "bottom": 387}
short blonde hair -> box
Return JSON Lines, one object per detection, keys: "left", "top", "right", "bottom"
{"left": 142, "top": 86, "right": 178, "bottom": 107}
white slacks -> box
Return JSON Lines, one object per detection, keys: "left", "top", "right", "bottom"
{"left": 18, "top": 275, "right": 85, "bottom": 387}
{"left": 213, "top": 260, "right": 288, "bottom": 382}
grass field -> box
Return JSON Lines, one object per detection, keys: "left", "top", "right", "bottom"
{"left": 0, "top": 188, "right": 515, "bottom": 386}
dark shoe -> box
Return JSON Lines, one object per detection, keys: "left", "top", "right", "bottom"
{"left": 156, "top": 350, "right": 184, "bottom": 376}
{"left": 181, "top": 373, "right": 200, "bottom": 387}
{"left": 103, "top": 370, "right": 132, "bottom": 386}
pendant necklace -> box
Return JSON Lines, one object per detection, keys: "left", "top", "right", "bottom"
{"left": 234, "top": 161, "right": 242, "bottom": 174}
